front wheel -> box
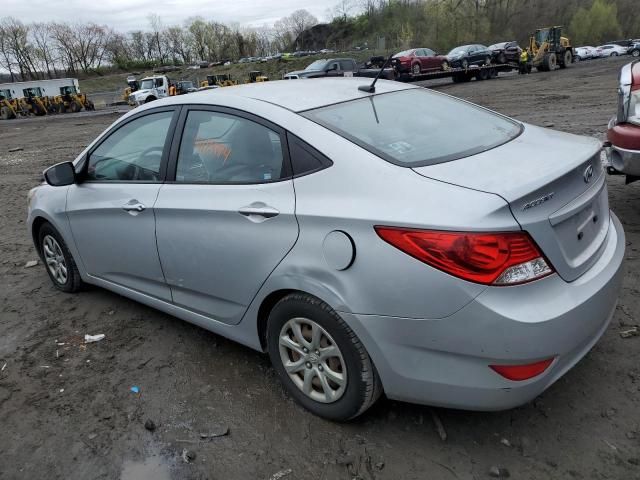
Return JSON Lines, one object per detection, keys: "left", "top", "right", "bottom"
{"left": 267, "top": 293, "right": 382, "bottom": 421}
{"left": 38, "top": 223, "right": 83, "bottom": 292}
{"left": 611, "top": 52, "right": 618, "bottom": 57}
{"left": 412, "top": 63, "right": 421, "bottom": 75}
{"left": 461, "top": 58, "right": 469, "bottom": 69}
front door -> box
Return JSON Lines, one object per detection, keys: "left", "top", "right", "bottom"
{"left": 66, "top": 108, "right": 177, "bottom": 300}
{"left": 154, "top": 108, "right": 299, "bottom": 325}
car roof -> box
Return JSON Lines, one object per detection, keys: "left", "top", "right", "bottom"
{"left": 175, "top": 78, "right": 416, "bottom": 113}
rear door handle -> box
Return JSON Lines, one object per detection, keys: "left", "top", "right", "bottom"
{"left": 238, "top": 204, "right": 279, "bottom": 221}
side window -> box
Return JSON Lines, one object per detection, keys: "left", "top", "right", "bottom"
{"left": 415, "top": 49, "right": 425, "bottom": 56}
{"left": 176, "top": 110, "right": 286, "bottom": 184}
{"left": 287, "top": 134, "right": 333, "bottom": 177}
{"left": 86, "top": 111, "right": 173, "bottom": 181}
{"left": 425, "top": 48, "right": 435, "bottom": 56}
{"left": 155, "top": 78, "right": 164, "bottom": 88}
{"left": 330, "top": 62, "right": 340, "bottom": 71}
{"left": 339, "top": 60, "right": 355, "bottom": 71}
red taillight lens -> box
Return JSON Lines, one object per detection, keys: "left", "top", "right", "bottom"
{"left": 489, "top": 358, "right": 554, "bottom": 381}
{"left": 374, "top": 227, "right": 553, "bottom": 285}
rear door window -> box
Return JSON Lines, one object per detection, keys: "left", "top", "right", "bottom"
{"left": 302, "top": 88, "right": 522, "bottom": 167}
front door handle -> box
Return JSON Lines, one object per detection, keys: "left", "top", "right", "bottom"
{"left": 122, "top": 200, "right": 146, "bottom": 215}
{"left": 238, "top": 203, "right": 279, "bottom": 222}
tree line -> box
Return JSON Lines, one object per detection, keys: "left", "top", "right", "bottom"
{"left": 0, "top": 10, "right": 318, "bottom": 81}
{"left": 1, "top": 0, "right": 637, "bottom": 82}
{"left": 321, "top": 0, "right": 637, "bottom": 54}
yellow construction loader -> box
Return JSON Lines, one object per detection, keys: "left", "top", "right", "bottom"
{"left": 528, "top": 26, "right": 574, "bottom": 71}
{"left": 55, "top": 85, "right": 95, "bottom": 112}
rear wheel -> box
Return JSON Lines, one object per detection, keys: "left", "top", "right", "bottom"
{"left": 560, "top": 50, "right": 572, "bottom": 68}
{"left": 38, "top": 223, "right": 83, "bottom": 293}
{"left": 267, "top": 293, "right": 382, "bottom": 421}
{"left": 611, "top": 52, "right": 618, "bottom": 57}
{"left": 69, "top": 101, "right": 81, "bottom": 113}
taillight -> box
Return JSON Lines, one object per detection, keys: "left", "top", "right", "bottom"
{"left": 374, "top": 227, "right": 553, "bottom": 285}
{"left": 490, "top": 358, "right": 554, "bottom": 381}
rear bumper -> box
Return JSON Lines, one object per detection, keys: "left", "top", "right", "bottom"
{"left": 607, "top": 118, "right": 640, "bottom": 175}
{"left": 343, "top": 213, "right": 625, "bottom": 410}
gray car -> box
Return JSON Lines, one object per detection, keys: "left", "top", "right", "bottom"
{"left": 28, "top": 78, "right": 625, "bottom": 421}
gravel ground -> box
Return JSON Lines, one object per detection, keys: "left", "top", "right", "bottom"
{"left": 0, "top": 56, "right": 639, "bottom": 480}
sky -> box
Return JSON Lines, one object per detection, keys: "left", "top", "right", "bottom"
{"left": 3, "top": 0, "right": 333, "bottom": 30}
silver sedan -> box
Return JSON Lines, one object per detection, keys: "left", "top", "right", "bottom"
{"left": 27, "top": 78, "right": 625, "bottom": 421}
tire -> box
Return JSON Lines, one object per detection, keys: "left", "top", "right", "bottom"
{"left": 267, "top": 293, "right": 382, "bottom": 421}
{"left": 560, "top": 50, "right": 572, "bottom": 68}
{"left": 477, "top": 68, "right": 490, "bottom": 81}
{"left": 1, "top": 105, "right": 14, "bottom": 120}
{"left": 38, "top": 223, "right": 83, "bottom": 293}
{"left": 441, "top": 60, "right": 449, "bottom": 71}
{"left": 632, "top": 50, "right": 640, "bottom": 58}
{"left": 611, "top": 52, "right": 618, "bottom": 57}
{"left": 461, "top": 58, "right": 469, "bottom": 69}
{"left": 412, "top": 63, "right": 421, "bottom": 75}
{"left": 542, "top": 52, "right": 557, "bottom": 71}
{"left": 484, "top": 56, "right": 491, "bottom": 66}
{"left": 575, "top": 55, "right": 581, "bottom": 62}
{"left": 69, "top": 101, "right": 81, "bottom": 113}
{"left": 86, "top": 100, "right": 95, "bottom": 111}
{"left": 144, "top": 96, "right": 156, "bottom": 103}
{"left": 498, "top": 53, "right": 506, "bottom": 64}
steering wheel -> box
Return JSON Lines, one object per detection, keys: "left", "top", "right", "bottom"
{"left": 133, "top": 146, "right": 164, "bottom": 181}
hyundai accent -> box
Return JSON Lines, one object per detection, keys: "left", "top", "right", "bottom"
{"left": 28, "top": 78, "right": 625, "bottom": 421}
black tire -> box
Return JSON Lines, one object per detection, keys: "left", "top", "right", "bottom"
{"left": 69, "top": 101, "right": 81, "bottom": 113}
{"left": 461, "top": 58, "right": 469, "bottom": 69}
{"left": 86, "top": 100, "right": 95, "bottom": 111}
{"left": 560, "top": 50, "right": 572, "bottom": 68}
{"left": 477, "top": 68, "right": 490, "bottom": 81}
{"left": 575, "top": 55, "right": 581, "bottom": 62}
{"left": 542, "top": 52, "right": 557, "bottom": 71}
{"left": 611, "top": 52, "right": 618, "bottom": 57}
{"left": 1, "top": 105, "right": 14, "bottom": 120}
{"left": 412, "top": 63, "right": 421, "bottom": 75}
{"left": 267, "top": 293, "right": 382, "bottom": 421}
{"left": 38, "top": 223, "right": 83, "bottom": 293}
{"left": 144, "top": 96, "right": 156, "bottom": 103}
{"left": 498, "top": 53, "right": 506, "bottom": 64}
{"left": 632, "top": 50, "right": 640, "bottom": 58}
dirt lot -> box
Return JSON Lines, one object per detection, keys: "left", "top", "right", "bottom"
{"left": 1, "top": 56, "right": 639, "bottom": 480}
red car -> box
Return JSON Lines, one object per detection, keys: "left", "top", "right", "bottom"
{"left": 392, "top": 48, "right": 449, "bottom": 75}
{"left": 606, "top": 60, "right": 640, "bottom": 183}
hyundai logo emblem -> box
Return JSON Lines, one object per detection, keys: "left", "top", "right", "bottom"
{"left": 583, "top": 164, "right": 594, "bottom": 183}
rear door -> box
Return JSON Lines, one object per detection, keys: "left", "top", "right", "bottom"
{"left": 154, "top": 107, "right": 298, "bottom": 325}
{"left": 66, "top": 108, "right": 179, "bottom": 300}
{"left": 423, "top": 48, "right": 441, "bottom": 71}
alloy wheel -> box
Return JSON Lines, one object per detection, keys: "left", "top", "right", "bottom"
{"left": 278, "top": 317, "right": 347, "bottom": 403}
{"left": 43, "top": 234, "right": 68, "bottom": 285}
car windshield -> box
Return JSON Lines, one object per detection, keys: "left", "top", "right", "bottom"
{"left": 305, "top": 60, "right": 329, "bottom": 71}
{"left": 488, "top": 43, "right": 506, "bottom": 50}
{"left": 448, "top": 46, "right": 468, "bottom": 55}
{"left": 140, "top": 79, "right": 155, "bottom": 89}
{"left": 393, "top": 49, "right": 414, "bottom": 58}
{"left": 302, "top": 89, "right": 522, "bottom": 167}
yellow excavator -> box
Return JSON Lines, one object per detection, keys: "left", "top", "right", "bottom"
{"left": 200, "top": 74, "right": 239, "bottom": 88}
{"left": 528, "top": 26, "right": 574, "bottom": 71}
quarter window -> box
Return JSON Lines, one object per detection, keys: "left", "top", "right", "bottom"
{"left": 175, "top": 110, "right": 286, "bottom": 183}
{"left": 86, "top": 111, "right": 173, "bottom": 181}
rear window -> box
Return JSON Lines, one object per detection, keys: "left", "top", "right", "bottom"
{"left": 301, "top": 89, "right": 522, "bottom": 167}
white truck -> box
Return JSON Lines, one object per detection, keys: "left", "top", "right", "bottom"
{"left": 128, "top": 75, "right": 174, "bottom": 106}
{"left": 0, "top": 78, "right": 80, "bottom": 99}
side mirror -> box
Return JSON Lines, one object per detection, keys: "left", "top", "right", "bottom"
{"left": 44, "top": 161, "right": 76, "bottom": 186}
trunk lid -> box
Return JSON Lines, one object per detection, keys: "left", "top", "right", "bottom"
{"left": 413, "top": 124, "right": 609, "bottom": 282}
